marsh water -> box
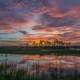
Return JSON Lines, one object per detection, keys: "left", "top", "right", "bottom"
{"left": 0, "top": 53, "right": 80, "bottom": 80}
{"left": 0, "top": 53, "right": 80, "bottom": 69}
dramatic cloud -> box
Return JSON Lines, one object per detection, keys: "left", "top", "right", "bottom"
{"left": 0, "top": 0, "right": 80, "bottom": 45}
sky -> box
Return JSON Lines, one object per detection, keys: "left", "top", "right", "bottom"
{"left": 0, "top": 0, "right": 80, "bottom": 45}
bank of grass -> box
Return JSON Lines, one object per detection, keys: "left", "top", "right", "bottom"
{"left": 0, "top": 47, "right": 80, "bottom": 55}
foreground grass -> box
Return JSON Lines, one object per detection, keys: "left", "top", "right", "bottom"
{"left": 0, "top": 64, "right": 80, "bottom": 80}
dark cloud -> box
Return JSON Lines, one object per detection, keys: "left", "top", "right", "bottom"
{"left": 41, "top": 13, "right": 77, "bottom": 27}
{"left": 55, "top": 0, "right": 80, "bottom": 11}
{"left": 19, "top": 30, "right": 28, "bottom": 35}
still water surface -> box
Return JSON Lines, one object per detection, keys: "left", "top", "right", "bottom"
{"left": 0, "top": 53, "right": 80, "bottom": 69}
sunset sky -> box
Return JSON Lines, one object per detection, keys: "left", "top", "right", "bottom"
{"left": 0, "top": 0, "right": 80, "bottom": 45}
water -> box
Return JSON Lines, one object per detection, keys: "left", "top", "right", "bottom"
{"left": 0, "top": 53, "right": 80, "bottom": 69}
{"left": 0, "top": 53, "right": 80, "bottom": 80}
{"left": 0, "top": 54, "right": 22, "bottom": 62}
